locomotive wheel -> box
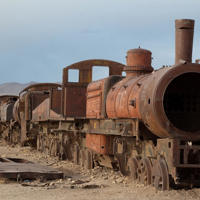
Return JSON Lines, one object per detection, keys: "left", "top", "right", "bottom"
{"left": 116, "top": 154, "right": 128, "bottom": 175}
{"left": 127, "top": 157, "right": 139, "bottom": 180}
{"left": 137, "top": 158, "right": 152, "bottom": 185}
{"left": 151, "top": 157, "right": 169, "bottom": 190}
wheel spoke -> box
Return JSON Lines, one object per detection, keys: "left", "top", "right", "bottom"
{"left": 137, "top": 158, "right": 152, "bottom": 185}
{"left": 151, "top": 157, "right": 169, "bottom": 190}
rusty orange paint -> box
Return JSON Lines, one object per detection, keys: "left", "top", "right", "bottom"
{"left": 86, "top": 133, "right": 108, "bottom": 154}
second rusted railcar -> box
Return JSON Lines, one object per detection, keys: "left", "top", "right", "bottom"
{"left": 10, "top": 83, "right": 62, "bottom": 145}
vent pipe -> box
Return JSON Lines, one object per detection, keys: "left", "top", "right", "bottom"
{"left": 175, "top": 19, "right": 194, "bottom": 64}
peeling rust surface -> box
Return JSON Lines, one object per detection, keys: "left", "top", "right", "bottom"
{"left": 86, "top": 133, "right": 113, "bottom": 155}
{"left": 86, "top": 76, "right": 122, "bottom": 119}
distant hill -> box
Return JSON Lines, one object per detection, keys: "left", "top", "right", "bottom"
{"left": 0, "top": 82, "right": 36, "bottom": 96}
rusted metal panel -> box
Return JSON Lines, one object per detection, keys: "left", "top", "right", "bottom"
{"left": 106, "top": 76, "right": 144, "bottom": 119}
{"left": 175, "top": 19, "right": 194, "bottom": 64}
{"left": 89, "top": 119, "right": 136, "bottom": 136}
{"left": 24, "top": 93, "right": 49, "bottom": 121}
{"left": 31, "top": 93, "right": 49, "bottom": 111}
{"left": 63, "top": 83, "right": 87, "bottom": 117}
{"left": 50, "top": 89, "right": 61, "bottom": 115}
{"left": 32, "top": 88, "right": 62, "bottom": 121}
{"left": 0, "top": 157, "right": 63, "bottom": 180}
{"left": 32, "top": 98, "right": 50, "bottom": 121}
{"left": 86, "top": 133, "right": 113, "bottom": 155}
{"left": 30, "top": 93, "right": 49, "bottom": 121}
{"left": 86, "top": 80, "right": 103, "bottom": 118}
{"left": 86, "top": 76, "right": 122, "bottom": 119}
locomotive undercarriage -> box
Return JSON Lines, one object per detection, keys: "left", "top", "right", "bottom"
{"left": 20, "top": 118, "right": 200, "bottom": 190}
{"left": 3, "top": 118, "right": 200, "bottom": 190}
{"left": 1, "top": 117, "right": 200, "bottom": 190}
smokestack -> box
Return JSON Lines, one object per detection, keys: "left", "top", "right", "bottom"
{"left": 175, "top": 19, "right": 194, "bottom": 64}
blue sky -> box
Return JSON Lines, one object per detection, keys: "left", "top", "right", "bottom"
{"left": 0, "top": 0, "right": 200, "bottom": 83}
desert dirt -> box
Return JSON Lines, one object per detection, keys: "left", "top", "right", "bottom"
{"left": 0, "top": 141, "right": 200, "bottom": 200}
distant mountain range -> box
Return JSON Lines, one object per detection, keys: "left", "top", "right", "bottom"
{"left": 0, "top": 82, "right": 36, "bottom": 96}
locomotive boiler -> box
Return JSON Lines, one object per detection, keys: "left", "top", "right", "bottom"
{"left": 1, "top": 19, "right": 200, "bottom": 191}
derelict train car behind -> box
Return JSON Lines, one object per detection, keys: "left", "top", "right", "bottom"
{"left": 10, "top": 83, "right": 62, "bottom": 145}
{"left": 0, "top": 95, "right": 18, "bottom": 140}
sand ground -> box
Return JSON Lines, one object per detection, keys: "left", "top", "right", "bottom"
{"left": 0, "top": 141, "right": 200, "bottom": 200}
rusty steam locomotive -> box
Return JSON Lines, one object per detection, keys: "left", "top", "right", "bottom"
{"left": 1, "top": 19, "right": 200, "bottom": 190}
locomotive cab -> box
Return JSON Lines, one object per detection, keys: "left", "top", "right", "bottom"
{"left": 62, "top": 60, "right": 124, "bottom": 118}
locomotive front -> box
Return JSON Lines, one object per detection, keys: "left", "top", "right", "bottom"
{"left": 106, "top": 19, "right": 200, "bottom": 140}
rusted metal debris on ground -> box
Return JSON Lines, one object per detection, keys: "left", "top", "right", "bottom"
{"left": 0, "top": 157, "right": 63, "bottom": 180}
